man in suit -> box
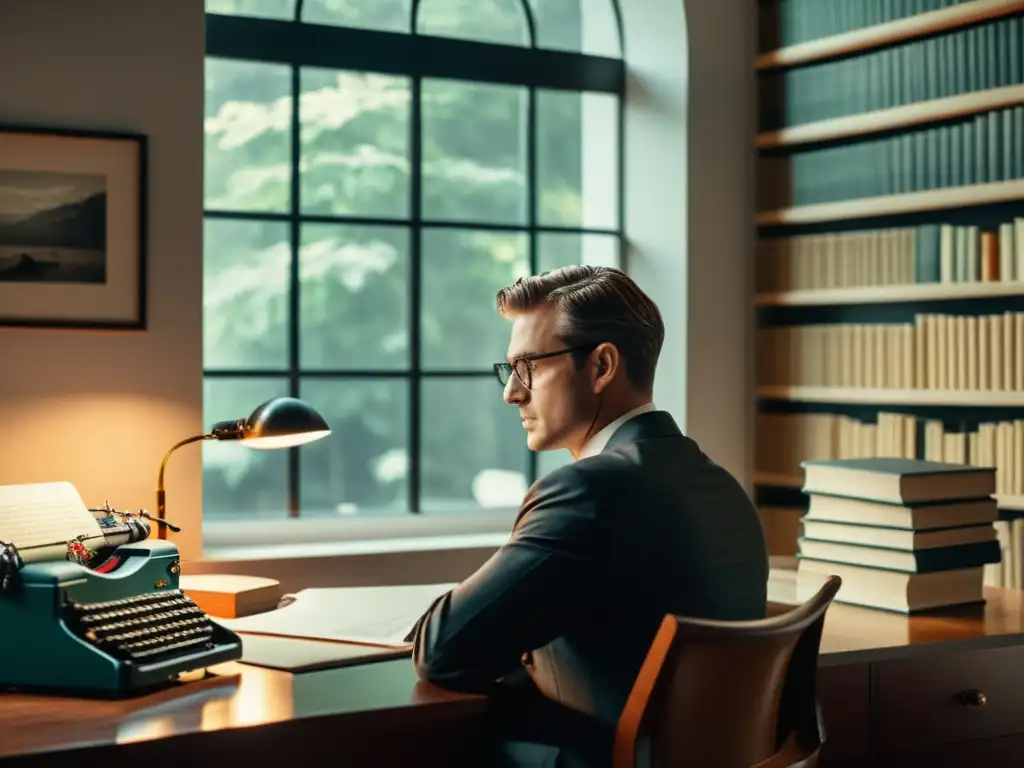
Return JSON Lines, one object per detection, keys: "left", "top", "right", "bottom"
{"left": 412, "top": 266, "right": 769, "bottom": 766}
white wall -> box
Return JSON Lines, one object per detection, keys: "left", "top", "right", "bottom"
{"left": 681, "top": 0, "right": 756, "bottom": 492}
{"left": 0, "top": 0, "right": 206, "bottom": 558}
{"left": 624, "top": 0, "right": 756, "bottom": 492}
{"left": 0, "top": 0, "right": 753, "bottom": 581}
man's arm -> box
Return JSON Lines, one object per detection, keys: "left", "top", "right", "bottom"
{"left": 411, "top": 464, "right": 608, "bottom": 692}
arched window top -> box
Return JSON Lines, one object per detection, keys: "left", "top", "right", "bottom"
{"left": 413, "top": 0, "right": 534, "bottom": 48}
{"left": 205, "top": 0, "right": 622, "bottom": 58}
{"left": 525, "top": 0, "right": 622, "bottom": 58}
{"left": 303, "top": 0, "right": 412, "bottom": 34}
{"left": 205, "top": 0, "right": 297, "bottom": 20}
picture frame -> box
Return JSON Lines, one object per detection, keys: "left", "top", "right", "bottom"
{"left": 0, "top": 125, "right": 147, "bottom": 330}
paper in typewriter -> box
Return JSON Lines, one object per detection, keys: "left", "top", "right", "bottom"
{"left": 0, "top": 481, "right": 104, "bottom": 563}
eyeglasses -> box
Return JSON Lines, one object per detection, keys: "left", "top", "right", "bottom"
{"left": 493, "top": 346, "right": 595, "bottom": 391}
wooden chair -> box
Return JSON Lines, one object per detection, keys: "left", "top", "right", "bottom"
{"left": 612, "top": 575, "right": 842, "bottom": 768}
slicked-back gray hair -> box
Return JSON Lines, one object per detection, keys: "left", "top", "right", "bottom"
{"left": 495, "top": 265, "right": 665, "bottom": 391}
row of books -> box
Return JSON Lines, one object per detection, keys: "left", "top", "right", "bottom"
{"left": 758, "top": 0, "right": 976, "bottom": 52}
{"left": 757, "top": 410, "right": 1024, "bottom": 497}
{"left": 795, "top": 457, "right": 999, "bottom": 613}
{"left": 759, "top": 106, "right": 1024, "bottom": 208}
{"left": 759, "top": 15, "right": 1023, "bottom": 128}
{"left": 758, "top": 313, "right": 1024, "bottom": 390}
{"left": 757, "top": 217, "right": 1024, "bottom": 291}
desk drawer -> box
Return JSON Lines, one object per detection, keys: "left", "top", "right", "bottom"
{"left": 875, "top": 644, "right": 1024, "bottom": 751}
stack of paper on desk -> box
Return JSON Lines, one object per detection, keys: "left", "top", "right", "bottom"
{"left": 217, "top": 583, "right": 457, "bottom": 648}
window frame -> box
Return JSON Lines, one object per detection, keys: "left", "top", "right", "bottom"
{"left": 202, "top": 0, "right": 626, "bottom": 527}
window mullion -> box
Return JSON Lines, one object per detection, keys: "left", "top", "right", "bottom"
{"left": 617, "top": 90, "right": 626, "bottom": 269}
{"left": 526, "top": 85, "right": 538, "bottom": 487}
{"left": 410, "top": 74, "right": 423, "bottom": 514}
{"left": 288, "top": 61, "right": 302, "bottom": 518}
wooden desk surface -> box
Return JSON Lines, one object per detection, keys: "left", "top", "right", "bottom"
{"left": 0, "top": 657, "right": 484, "bottom": 765}
{"left": 2, "top": 569, "right": 1023, "bottom": 764}
{"left": 769, "top": 568, "right": 1024, "bottom": 665}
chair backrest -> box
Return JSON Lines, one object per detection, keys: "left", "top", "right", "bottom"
{"left": 613, "top": 575, "right": 841, "bottom": 768}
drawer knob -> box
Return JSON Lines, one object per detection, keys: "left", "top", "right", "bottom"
{"left": 956, "top": 689, "right": 988, "bottom": 711}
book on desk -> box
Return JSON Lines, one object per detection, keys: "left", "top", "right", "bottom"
{"left": 0, "top": 481, "right": 243, "bottom": 697}
{"left": 796, "top": 458, "right": 1001, "bottom": 613}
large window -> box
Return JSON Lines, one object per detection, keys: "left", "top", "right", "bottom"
{"left": 202, "top": 0, "right": 625, "bottom": 521}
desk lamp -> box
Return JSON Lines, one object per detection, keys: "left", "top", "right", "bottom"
{"left": 155, "top": 397, "right": 331, "bottom": 539}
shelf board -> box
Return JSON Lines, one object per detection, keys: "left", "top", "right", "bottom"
{"left": 758, "top": 385, "right": 1024, "bottom": 406}
{"left": 753, "top": 473, "right": 1024, "bottom": 510}
{"left": 757, "top": 85, "right": 1024, "bottom": 149}
{"left": 756, "top": 472, "right": 802, "bottom": 488}
{"left": 757, "top": 179, "right": 1024, "bottom": 226}
{"left": 755, "top": 281, "right": 1024, "bottom": 307}
{"left": 756, "top": 0, "right": 1024, "bottom": 71}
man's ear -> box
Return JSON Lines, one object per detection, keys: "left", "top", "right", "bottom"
{"left": 592, "top": 343, "right": 619, "bottom": 394}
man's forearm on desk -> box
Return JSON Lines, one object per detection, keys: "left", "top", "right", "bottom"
{"left": 411, "top": 589, "right": 518, "bottom": 692}
{"left": 412, "top": 605, "right": 537, "bottom": 695}
{"left": 411, "top": 468, "right": 608, "bottom": 692}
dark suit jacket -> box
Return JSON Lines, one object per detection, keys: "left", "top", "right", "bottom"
{"left": 411, "top": 410, "right": 769, "bottom": 766}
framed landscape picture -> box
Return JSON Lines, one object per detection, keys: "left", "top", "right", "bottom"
{"left": 0, "top": 126, "right": 146, "bottom": 329}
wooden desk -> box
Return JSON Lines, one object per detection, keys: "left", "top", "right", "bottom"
{"left": 1, "top": 570, "right": 1023, "bottom": 766}
{"left": 770, "top": 569, "right": 1024, "bottom": 767}
{"left": 0, "top": 658, "right": 486, "bottom": 767}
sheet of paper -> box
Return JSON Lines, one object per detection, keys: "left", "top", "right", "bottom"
{"left": 239, "top": 634, "right": 408, "bottom": 673}
{"left": 218, "top": 583, "right": 458, "bottom": 648}
{"left": 0, "top": 482, "right": 104, "bottom": 563}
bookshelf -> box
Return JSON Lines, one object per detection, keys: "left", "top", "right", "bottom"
{"left": 758, "top": 387, "right": 1024, "bottom": 406}
{"left": 754, "top": 0, "right": 1024, "bottom": 583}
{"left": 756, "top": 0, "right": 1024, "bottom": 69}
{"left": 757, "top": 181, "right": 1024, "bottom": 225}
{"left": 757, "top": 84, "right": 1024, "bottom": 149}
{"left": 757, "top": 281, "right": 1024, "bottom": 307}
{"left": 754, "top": 471, "right": 1024, "bottom": 510}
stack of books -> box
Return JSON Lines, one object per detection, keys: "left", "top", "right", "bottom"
{"left": 795, "top": 457, "right": 1001, "bottom": 613}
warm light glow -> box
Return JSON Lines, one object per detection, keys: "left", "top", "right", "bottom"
{"left": 5, "top": 393, "right": 205, "bottom": 561}
{"left": 199, "top": 696, "right": 233, "bottom": 731}
{"left": 199, "top": 668, "right": 294, "bottom": 728}
{"left": 243, "top": 429, "right": 331, "bottom": 449}
{"left": 116, "top": 715, "right": 178, "bottom": 744}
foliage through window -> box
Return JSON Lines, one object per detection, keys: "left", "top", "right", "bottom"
{"left": 203, "top": 0, "right": 625, "bottom": 520}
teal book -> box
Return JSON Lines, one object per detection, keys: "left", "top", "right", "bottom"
{"left": 803, "top": 493, "right": 998, "bottom": 531}
{"left": 800, "top": 457, "right": 996, "bottom": 505}
{"left": 797, "top": 538, "right": 1001, "bottom": 574}
{"left": 800, "top": 518, "right": 997, "bottom": 550}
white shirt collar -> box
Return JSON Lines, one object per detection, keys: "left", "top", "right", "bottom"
{"left": 577, "top": 402, "right": 657, "bottom": 460}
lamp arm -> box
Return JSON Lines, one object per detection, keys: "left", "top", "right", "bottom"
{"left": 155, "top": 433, "right": 214, "bottom": 539}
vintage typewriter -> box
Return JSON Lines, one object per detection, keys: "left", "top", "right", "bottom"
{"left": 0, "top": 481, "right": 242, "bottom": 697}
